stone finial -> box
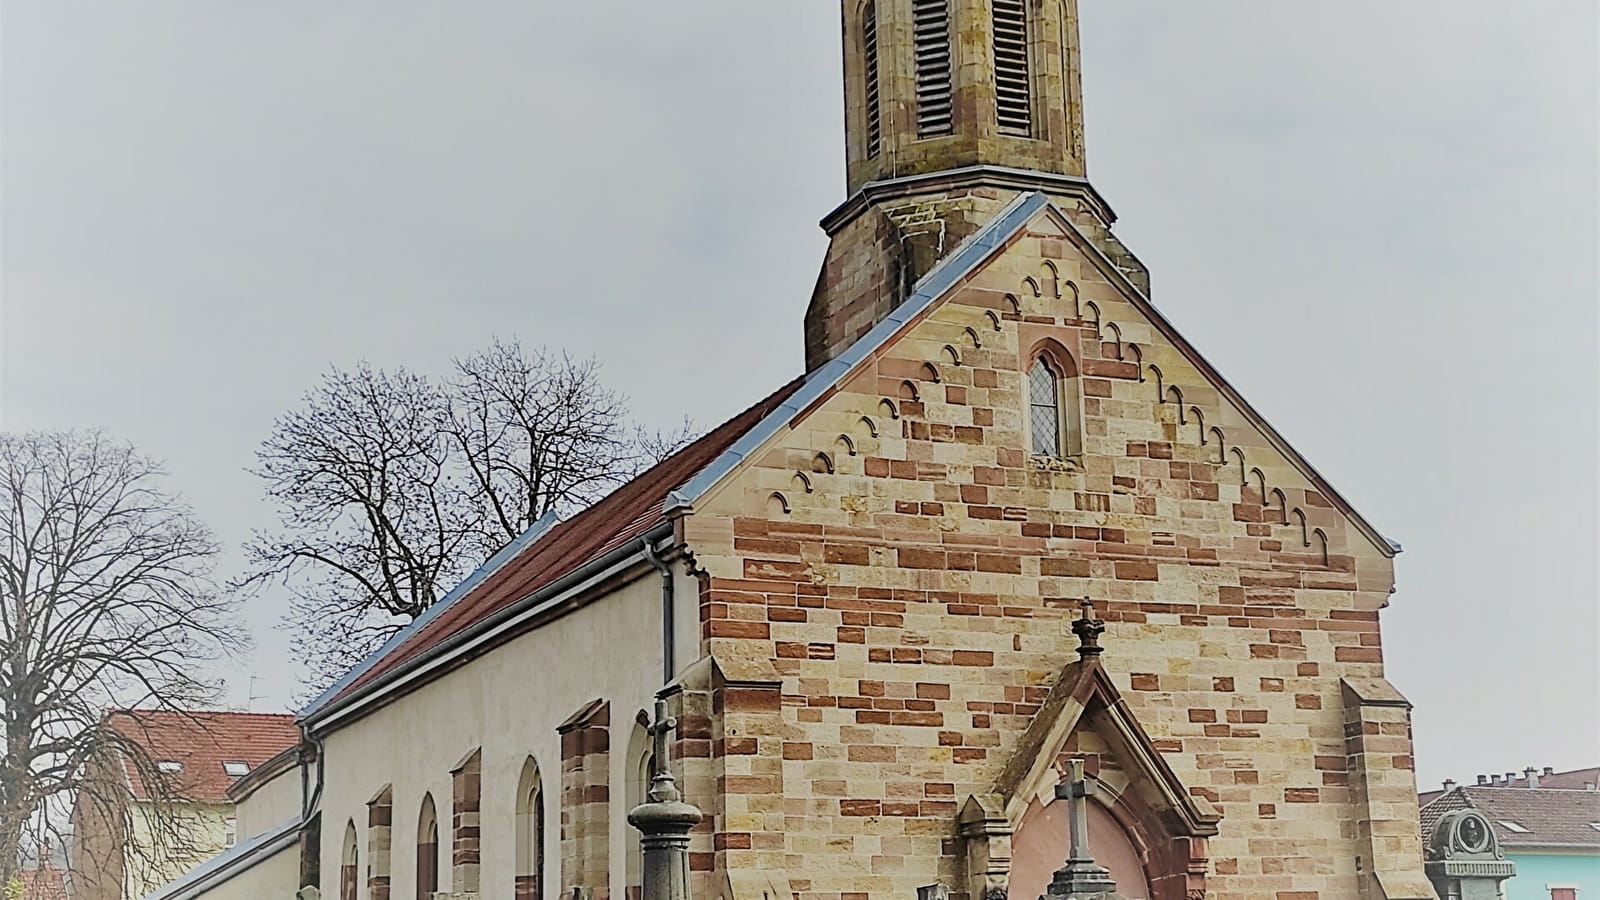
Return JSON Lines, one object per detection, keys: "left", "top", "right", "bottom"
{"left": 1071, "top": 600, "right": 1106, "bottom": 659}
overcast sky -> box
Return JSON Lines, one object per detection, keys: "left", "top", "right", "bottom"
{"left": 3, "top": 2, "right": 1595, "bottom": 790}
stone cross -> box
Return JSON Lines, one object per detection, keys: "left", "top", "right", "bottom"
{"left": 1058, "top": 759, "right": 1093, "bottom": 863}
{"left": 1041, "top": 759, "right": 1118, "bottom": 899}
{"left": 628, "top": 695, "right": 703, "bottom": 900}
{"left": 645, "top": 698, "right": 681, "bottom": 803}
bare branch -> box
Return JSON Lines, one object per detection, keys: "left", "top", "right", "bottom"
{"left": 0, "top": 431, "right": 244, "bottom": 886}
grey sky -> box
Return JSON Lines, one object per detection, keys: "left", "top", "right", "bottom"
{"left": 2, "top": 2, "right": 1595, "bottom": 791}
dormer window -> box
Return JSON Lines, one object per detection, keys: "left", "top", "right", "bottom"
{"left": 223, "top": 761, "right": 251, "bottom": 777}
{"left": 1027, "top": 344, "right": 1083, "bottom": 458}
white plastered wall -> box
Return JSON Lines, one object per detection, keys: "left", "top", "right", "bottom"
{"left": 234, "top": 766, "right": 301, "bottom": 841}
{"left": 315, "top": 568, "right": 697, "bottom": 900}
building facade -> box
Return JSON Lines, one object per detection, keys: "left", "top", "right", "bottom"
{"left": 1421, "top": 768, "right": 1600, "bottom": 900}
{"left": 149, "top": 3, "right": 1437, "bottom": 900}
{"left": 68, "top": 710, "right": 299, "bottom": 900}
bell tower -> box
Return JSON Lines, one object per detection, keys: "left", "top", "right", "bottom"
{"left": 842, "top": 0, "right": 1086, "bottom": 193}
{"left": 804, "top": 0, "right": 1148, "bottom": 371}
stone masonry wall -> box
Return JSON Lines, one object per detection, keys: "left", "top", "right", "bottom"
{"left": 684, "top": 208, "right": 1424, "bottom": 900}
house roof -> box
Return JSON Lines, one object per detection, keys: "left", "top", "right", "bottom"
{"left": 303, "top": 189, "right": 1397, "bottom": 729}
{"left": 106, "top": 710, "right": 300, "bottom": 803}
{"left": 1418, "top": 766, "right": 1600, "bottom": 808}
{"left": 305, "top": 375, "right": 806, "bottom": 720}
{"left": 18, "top": 864, "right": 67, "bottom": 900}
{"left": 1420, "top": 785, "right": 1600, "bottom": 849}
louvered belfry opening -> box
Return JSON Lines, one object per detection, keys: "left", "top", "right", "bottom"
{"left": 993, "top": 0, "right": 1032, "bottom": 136}
{"left": 863, "top": 2, "right": 882, "bottom": 157}
{"left": 913, "top": 0, "right": 953, "bottom": 137}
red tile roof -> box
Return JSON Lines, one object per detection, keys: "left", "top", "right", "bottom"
{"left": 323, "top": 377, "right": 806, "bottom": 710}
{"left": 18, "top": 865, "right": 66, "bottom": 900}
{"left": 1421, "top": 783, "right": 1600, "bottom": 849}
{"left": 106, "top": 710, "right": 300, "bottom": 803}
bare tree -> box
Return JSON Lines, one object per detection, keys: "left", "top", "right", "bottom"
{"left": 449, "top": 340, "right": 637, "bottom": 550}
{"left": 0, "top": 431, "right": 244, "bottom": 889}
{"left": 241, "top": 364, "right": 478, "bottom": 689}
{"left": 243, "top": 343, "right": 699, "bottom": 690}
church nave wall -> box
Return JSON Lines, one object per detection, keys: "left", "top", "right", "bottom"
{"left": 312, "top": 573, "right": 672, "bottom": 900}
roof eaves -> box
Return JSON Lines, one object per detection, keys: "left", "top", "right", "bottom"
{"left": 298, "top": 510, "right": 560, "bottom": 719}
{"left": 668, "top": 190, "right": 1049, "bottom": 513}
{"left": 301, "top": 521, "right": 670, "bottom": 733}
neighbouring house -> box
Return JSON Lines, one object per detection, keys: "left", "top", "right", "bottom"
{"left": 1421, "top": 767, "right": 1600, "bottom": 900}
{"left": 68, "top": 710, "right": 300, "bottom": 900}
{"left": 18, "top": 861, "right": 68, "bottom": 900}
{"left": 144, "top": 2, "right": 1439, "bottom": 899}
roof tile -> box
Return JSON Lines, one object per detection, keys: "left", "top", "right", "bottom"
{"left": 322, "top": 376, "right": 806, "bottom": 710}
{"left": 107, "top": 710, "right": 300, "bottom": 803}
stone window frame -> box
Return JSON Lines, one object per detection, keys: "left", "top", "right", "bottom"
{"left": 1024, "top": 339, "right": 1083, "bottom": 460}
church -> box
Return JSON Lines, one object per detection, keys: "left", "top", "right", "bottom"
{"left": 146, "top": 3, "right": 1435, "bottom": 899}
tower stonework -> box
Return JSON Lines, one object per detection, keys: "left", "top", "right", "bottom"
{"left": 806, "top": 0, "right": 1149, "bottom": 372}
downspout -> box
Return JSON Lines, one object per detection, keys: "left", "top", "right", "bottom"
{"left": 642, "top": 539, "right": 674, "bottom": 685}
{"left": 297, "top": 728, "right": 325, "bottom": 891}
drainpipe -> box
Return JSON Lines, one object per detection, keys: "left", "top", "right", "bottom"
{"left": 297, "top": 730, "right": 326, "bottom": 891}
{"left": 643, "top": 539, "right": 675, "bottom": 685}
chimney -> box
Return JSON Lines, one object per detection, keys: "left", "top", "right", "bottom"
{"left": 1477, "top": 774, "right": 1489, "bottom": 786}
{"left": 1443, "top": 779, "right": 1457, "bottom": 792}
{"left": 1525, "top": 767, "right": 1540, "bottom": 788}
{"left": 1505, "top": 772, "right": 1517, "bottom": 785}
{"left": 1544, "top": 766, "right": 1555, "bottom": 776}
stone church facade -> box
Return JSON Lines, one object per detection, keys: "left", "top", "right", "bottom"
{"left": 152, "top": 3, "right": 1436, "bottom": 900}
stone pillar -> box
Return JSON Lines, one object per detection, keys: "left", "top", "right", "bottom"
{"left": 628, "top": 698, "right": 704, "bottom": 900}
{"left": 958, "top": 794, "right": 1013, "bottom": 900}
{"left": 1341, "top": 678, "right": 1434, "bottom": 900}
{"left": 367, "top": 788, "right": 393, "bottom": 900}
{"left": 558, "top": 699, "right": 612, "bottom": 900}
{"left": 451, "top": 750, "right": 482, "bottom": 895}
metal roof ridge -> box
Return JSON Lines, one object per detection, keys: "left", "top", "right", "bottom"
{"left": 668, "top": 190, "right": 1049, "bottom": 512}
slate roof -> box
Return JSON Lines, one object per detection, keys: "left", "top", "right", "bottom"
{"left": 1420, "top": 785, "right": 1600, "bottom": 849}
{"left": 18, "top": 864, "right": 67, "bottom": 900}
{"left": 106, "top": 710, "right": 300, "bottom": 803}
{"left": 311, "top": 375, "right": 807, "bottom": 715}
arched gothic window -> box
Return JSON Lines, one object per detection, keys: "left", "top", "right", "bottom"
{"left": 515, "top": 759, "right": 545, "bottom": 900}
{"left": 341, "top": 820, "right": 359, "bottom": 900}
{"left": 625, "top": 717, "right": 654, "bottom": 900}
{"left": 1027, "top": 348, "right": 1082, "bottom": 457}
{"left": 416, "top": 794, "right": 439, "bottom": 900}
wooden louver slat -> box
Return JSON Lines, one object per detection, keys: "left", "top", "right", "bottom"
{"left": 864, "top": 3, "right": 882, "bottom": 157}
{"left": 993, "top": 0, "right": 1032, "bottom": 136}
{"left": 913, "top": 0, "right": 953, "bottom": 137}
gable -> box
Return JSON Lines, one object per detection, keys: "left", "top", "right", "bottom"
{"left": 686, "top": 192, "right": 1395, "bottom": 575}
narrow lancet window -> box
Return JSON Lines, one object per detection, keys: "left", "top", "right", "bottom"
{"left": 993, "top": 0, "right": 1032, "bottom": 135}
{"left": 913, "top": 0, "right": 953, "bottom": 136}
{"left": 863, "top": 2, "right": 882, "bottom": 157}
{"left": 1029, "top": 358, "right": 1061, "bottom": 456}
